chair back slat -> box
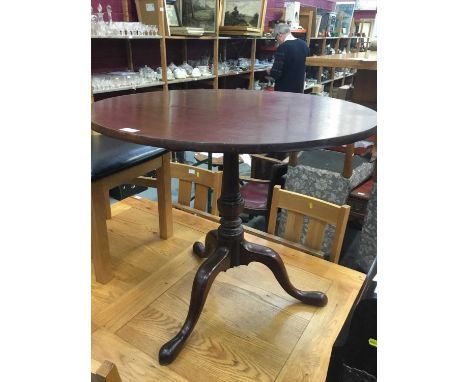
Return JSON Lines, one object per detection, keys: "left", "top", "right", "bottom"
{"left": 284, "top": 211, "right": 304, "bottom": 242}
{"left": 304, "top": 218, "right": 327, "bottom": 251}
{"left": 178, "top": 179, "right": 193, "bottom": 206}
{"left": 194, "top": 184, "right": 209, "bottom": 212}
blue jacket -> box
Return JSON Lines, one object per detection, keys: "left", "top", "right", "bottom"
{"left": 270, "top": 39, "right": 309, "bottom": 93}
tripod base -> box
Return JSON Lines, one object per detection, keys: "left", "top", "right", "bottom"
{"left": 158, "top": 234, "right": 327, "bottom": 365}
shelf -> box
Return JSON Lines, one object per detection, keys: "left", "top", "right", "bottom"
{"left": 318, "top": 73, "right": 355, "bottom": 85}
{"left": 166, "top": 35, "right": 216, "bottom": 40}
{"left": 92, "top": 81, "right": 165, "bottom": 94}
{"left": 91, "top": 34, "right": 277, "bottom": 41}
{"left": 167, "top": 75, "right": 215, "bottom": 84}
{"left": 218, "top": 35, "right": 259, "bottom": 40}
{"left": 91, "top": 35, "right": 162, "bottom": 40}
{"left": 218, "top": 36, "right": 274, "bottom": 40}
{"left": 218, "top": 70, "right": 250, "bottom": 77}
{"left": 310, "top": 36, "right": 359, "bottom": 40}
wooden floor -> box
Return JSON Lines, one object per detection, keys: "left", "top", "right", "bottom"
{"left": 92, "top": 197, "right": 365, "bottom": 382}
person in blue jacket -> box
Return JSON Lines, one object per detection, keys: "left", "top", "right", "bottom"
{"left": 268, "top": 23, "right": 310, "bottom": 93}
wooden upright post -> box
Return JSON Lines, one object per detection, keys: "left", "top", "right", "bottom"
{"left": 249, "top": 38, "right": 256, "bottom": 90}
{"left": 158, "top": 0, "right": 169, "bottom": 91}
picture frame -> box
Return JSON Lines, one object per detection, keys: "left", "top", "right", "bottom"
{"left": 178, "top": 0, "right": 217, "bottom": 34}
{"left": 166, "top": 1, "right": 181, "bottom": 27}
{"left": 335, "top": 1, "right": 355, "bottom": 36}
{"left": 219, "top": 0, "right": 267, "bottom": 35}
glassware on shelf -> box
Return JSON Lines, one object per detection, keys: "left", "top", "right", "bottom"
{"left": 95, "top": 3, "right": 106, "bottom": 37}
{"left": 96, "top": 3, "right": 107, "bottom": 36}
{"left": 167, "top": 68, "right": 174, "bottom": 80}
{"left": 180, "top": 62, "right": 194, "bottom": 76}
{"left": 149, "top": 25, "right": 158, "bottom": 36}
{"left": 91, "top": 6, "right": 98, "bottom": 36}
{"left": 105, "top": 5, "right": 120, "bottom": 36}
{"left": 199, "top": 56, "right": 210, "bottom": 66}
{"left": 191, "top": 68, "right": 201, "bottom": 78}
{"left": 92, "top": 69, "right": 158, "bottom": 92}
{"left": 139, "top": 65, "right": 162, "bottom": 83}
{"left": 174, "top": 68, "right": 187, "bottom": 79}
{"left": 238, "top": 57, "right": 250, "bottom": 70}
{"left": 218, "top": 61, "right": 229, "bottom": 74}
{"left": 106, "top": 5, "right": 113, "bottom": 25}
{"left": 91, "top": 16, "right": 159, "bottom": 38}
{"left": 197, "top": 66, "right": 211, "bottom": 76}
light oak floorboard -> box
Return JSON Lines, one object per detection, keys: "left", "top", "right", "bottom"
{"left": 92, "top": 197, "right": 365, "bottom": 381}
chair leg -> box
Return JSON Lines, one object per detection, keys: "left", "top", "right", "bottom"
{"left": 156, "top": 153, "right": 173, "bottom": 239}
{"left": 104, "top": 190, "right": 112, "bottom": 220}
{"left": 91, "top": 184, "right": 113, "bottom": 284}
{"left": 288, "top": 151, "right": 299, "bottom": 166}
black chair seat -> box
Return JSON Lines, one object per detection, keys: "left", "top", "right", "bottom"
{"left": 91, "top": 134, "right": 168, "bottom": 181}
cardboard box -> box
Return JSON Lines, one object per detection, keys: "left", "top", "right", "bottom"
{"left": 284, "top": 2, "right": 301, "bottom": 29}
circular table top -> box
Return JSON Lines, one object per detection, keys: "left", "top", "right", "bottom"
{"left": 91, "top": 89, "right": 377, "bottom": 153}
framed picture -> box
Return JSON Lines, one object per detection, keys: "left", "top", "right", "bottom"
{"left": 221, "top": 0, "right": 265, "bottom": 30}
{"left": 179, "top": 0, "right": 217, "bottom": 34}
{"left": 335, "top": 1, "right": 355, "bottom": 36}
{"left": 317, "top": 9, "right": 337, "bottom": 36}
{"left": 166, "top": 1, "right": 181, "bottom": 27}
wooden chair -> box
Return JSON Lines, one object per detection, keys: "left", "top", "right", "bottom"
{"left": 170, "top": 162, "right": 222, "bottom": 215}
{"left": 91, "top": 134, "right": 173, "bottom": 284}
{"left": 239, "top": 154, "right": 289, "bottom": 223}
{"left": 268, "top": 185, "right": 350, "bottom": 263}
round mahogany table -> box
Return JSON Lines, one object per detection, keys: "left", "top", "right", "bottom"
{"left": 92, "top": 89, "right": 377, "bottom": 365}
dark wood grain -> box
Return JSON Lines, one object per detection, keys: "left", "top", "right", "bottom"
{"left": 91, "top": 89, "right": 377, "bottom": 153}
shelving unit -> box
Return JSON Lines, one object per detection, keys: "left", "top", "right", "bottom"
{"left": 91, "top": 0, "right": 278, "bottom": 98}
{"left": 262, "top": 5, "right": 369, "bottom": 96}
{"left": 305, "top": 33, "right": 371, "bottom": 95}
{"left": 91, "top": 1, "right": 371, "bottom": 99}
{"left": 92, "top": 81, "right": 166, "bottom": 94}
